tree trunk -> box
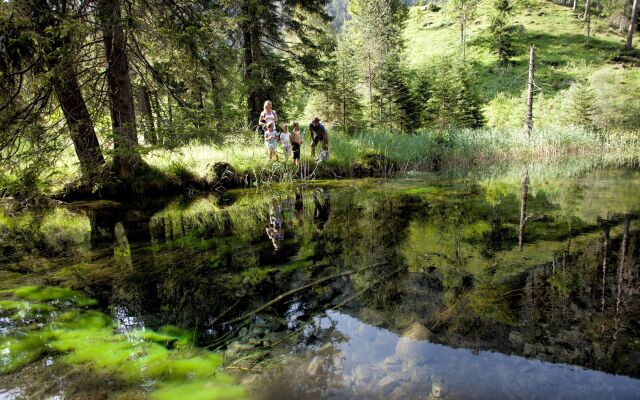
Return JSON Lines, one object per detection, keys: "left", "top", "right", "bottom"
{"left": 379, "top": 94, "right": 383, "bottom": 127}
{"left": 626, "top": 0, "right": 639, "bottom": 49}
{"left": 52, "top": 66, "right": 106, "bottom": 181}
{"left": 461, "top": 17, "right": 467, "bottom": 60}
{"left": 208, "top": 67, "right": 223, "bottom": 133}
{"left": 583, "top": 0, "right": 590, "bottom": 20}
{"left": 367, "top": 52, "right": 373, "bottom": 128}
{"left": 33, "top": 2, "right": 105, "bottom": 183}
{"left": 616, "top": 215, "right": 630, "bottom": 313}
{"left": 518, "top": 171, "right": 529, "bottom": 251}
{"left": 168, "top": 94, "right": 174, "bottom": 132}
{"left": 586, "top": 10, "right": 592, "bottom": 44}
{"left": 98, "top": 0, "right": 141, "bottom": 179}
{"left": 150, "top": 91, "right": 164, "bottom": 145}
{"left": 241, "top": 0, "right": 263, "bottom": 127}
{"left": 572, "top": 0, "right": 578, "bottom": 13}
{"left": 137, "top": 86, "right": 156, "bottom": 145}
{"left": 524, "top": 46, "right": 535, "bottom": 137}
{"left": 342, "top": 60, "right": 347, "bottom": 134}
{"left": 601, "top": 227, "right": 610, "bottom": 313}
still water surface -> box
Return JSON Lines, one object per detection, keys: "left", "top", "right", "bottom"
{"left": 1, "top": 167, "right": 640, "bottom": 399}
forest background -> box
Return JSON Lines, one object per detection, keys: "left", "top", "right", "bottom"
{"left": 1, "top": 0, "right": 639, "bottom": 198}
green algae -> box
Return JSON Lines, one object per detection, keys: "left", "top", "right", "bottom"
{"left": 0, "top": 335, "right": 47, "bottom": 374}
{"left": 0, "top": 299, "right": 56, "bottom": 321}
{"left": 0, "top": 300, "right": 56, "bottom": 313}
{"left": 0, "top": 287, "right": 244, "bottom": 399}
{"left": 136, "top": 325, "right": 195, "bottom": 348}
{"left": 151, "top": 380, "right": 246, "bottom": 400}
{"left": 10, "top": 286, "right": 98, "bottom": 307}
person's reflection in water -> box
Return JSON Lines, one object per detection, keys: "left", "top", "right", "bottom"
{"left": 313, "top": 188, "right": 330, "bottom": 231}
{"left": 266, "top": 198, "right": 284, "bottom": 251}
{"left": 295, "top": 188, "right": 304, "bottom": 227}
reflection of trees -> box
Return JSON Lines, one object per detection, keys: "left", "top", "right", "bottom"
{"left": 518, "top": 172, "right": 529, "bottom": 251}
{"left": 4, "top": 170, "right": 640, "bottom": 377}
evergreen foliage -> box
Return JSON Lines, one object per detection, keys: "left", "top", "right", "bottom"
{"left": 565, "top": 80, "right": 598, "bottom": 131}
{"left": 426, "top": 57, "right": 486, "bottom": 129}
{"left": 326, "top": 32, "right": 365, "bottom": 134}
{"left": 489, "top": 0, "right": 517, "bottom": 66}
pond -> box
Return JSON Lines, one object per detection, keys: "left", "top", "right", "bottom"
{"left": 1, "top": 165, "right": 640, "bottom": 399}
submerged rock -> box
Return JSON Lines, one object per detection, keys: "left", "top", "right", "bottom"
{"left": 358, "top": 307, "right": 385, "bottom": 327}
{"left": 401, "top": 322, "right": 433, "bottom": 341}
{"left": 240, "top": 374, "right": 261, "bottom": 387}
{"left": 377, "top": 374, "right": 397, "bottom": 394}
{"left": 225, "top": 341, "right": 255, "bottom": 358}
{"left": 306, "top": 356, "right": 324, "bottom": 377}
{"left": 428, "top": 382, "right": 444, "bottom": 399}
{"left": 509, "top": 331, "right": 525, "bottom": 345}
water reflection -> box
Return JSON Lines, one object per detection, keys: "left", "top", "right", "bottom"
{"left": 257, "top": 311, "right": 640, "bottom": 400}
{"left": 267, "top": 198, "right": 285, "bottom": 251}
{"left": 2, "top": 168, "right": 640, "bottom": 399}
{"left": 313, "top": 189, "right": 330, "bottom": 231}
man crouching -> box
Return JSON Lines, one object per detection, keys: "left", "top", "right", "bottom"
{"left": 309, "top": 117, "right": 329, "bottom": 159}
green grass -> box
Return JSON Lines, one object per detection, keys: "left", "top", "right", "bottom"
{"left": 405, "top": 0, "right": 640, "bottom": 129}
{"left": 19, "top": 126, "right": 639, "bottom": 195}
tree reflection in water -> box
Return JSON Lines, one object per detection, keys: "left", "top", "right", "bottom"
{"left": 1, "top": 168, "right": 640, "bottom": 399}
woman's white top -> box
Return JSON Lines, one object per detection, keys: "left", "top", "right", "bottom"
{"left": 280, "top": 132, "right": 291, "bottom": 146}
{"left": 261, "top": 110, "right": 277, "bottom": 127}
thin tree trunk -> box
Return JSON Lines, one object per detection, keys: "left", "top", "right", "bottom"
{"left": 583, "top": 0, "right": 590, "bottom": 19}
{"left": 586, "top": 11, "right": 592, "bottom": 44}
{"left": 461, "top": 17, "right": 467, "bottom": 60}
{"left": 379, "top": 94, "right": 383, "bottom": 127}
{"left": 150, "top": 91, "right": 164, "bottom": 145}
{"left": 616, "top": 215, "right": 630, "bottom": 313}
{"left": 209, "top": 67, "right": 223, "bottom": 133}
{"left": 241, "top": 0, "right": 263, "bottom": 126}
{"left": 342, "top": 60, "right": 347, "bottom": 134}
{"left": 367, "top": 52, "right": 373, "bottom": 128}
{"left": 573, "top": 0, "right": 578, "bottom": 13}
{"left": 601, "top": 227, "right": 610, "bottom": 313}
{"left": 137, "top": 86, "right": 156, "bottom": 145}
{"left": 626, "top": 0, "right": 639, "bottom": 49}
{"left": 518, "top": 171, "right": 529, "bottom": 251}
{"left": 242, "top": 12, "right": 254, "bottom": 126}
{"left": 525, "top": 46, "right": 535, "bottom": 137}
{"left": 98, "top": 0, "right": 141, "bottom": 179}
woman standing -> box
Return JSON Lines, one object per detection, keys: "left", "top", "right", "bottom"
{"left": 258, "top": 100, "right": 278, "bottom": 137}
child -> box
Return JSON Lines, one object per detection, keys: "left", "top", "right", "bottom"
{"left": 264, "top": 122, "right": 279, "bottom": 161}
{"left": 280, "top": 123, "right": 292, "bottom": 161}
{"left": 290, "top": 122, "right": 302, "bottom": 167}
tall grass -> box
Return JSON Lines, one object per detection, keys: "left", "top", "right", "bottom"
{"left": 11, "top": 126, "right": 639, "bottom": 195}
{"left": 143, "top": 126, "right": 639, "bottom": 183}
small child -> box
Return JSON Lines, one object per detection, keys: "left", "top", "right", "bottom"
{"left": 280, "top": 123, "right": 292, "bottom": 161}
{"left": 264, "top": 122, "right": 279, "bottom": 161}
{"left": 290, "top": 122, "right": 302, "bottom": 167}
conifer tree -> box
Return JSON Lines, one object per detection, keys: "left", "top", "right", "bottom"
{"left": 426, "top": 57, "right": 485, "bottom": 129}
{"left": 350, "top": 0, "right": 411, "bottom": 129}
{"left": 489, "top": 0, "right": 517, "bottom": 67}
{"left": 239, "top": 0, "right": 332, "bottom": 125}
{"left": 566, "top": 80, "right": 598, "bottom": 131}
{"left": 329, "top": 32, "right": 364, "bottom": 134}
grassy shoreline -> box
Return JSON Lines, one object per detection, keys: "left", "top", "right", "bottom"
{"left": 4, "top": 126, "right": 639, "bottom": 202}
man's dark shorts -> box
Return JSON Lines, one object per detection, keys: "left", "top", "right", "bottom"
{"left": 292, "top": 143, "right": 301, "bottom": 160}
